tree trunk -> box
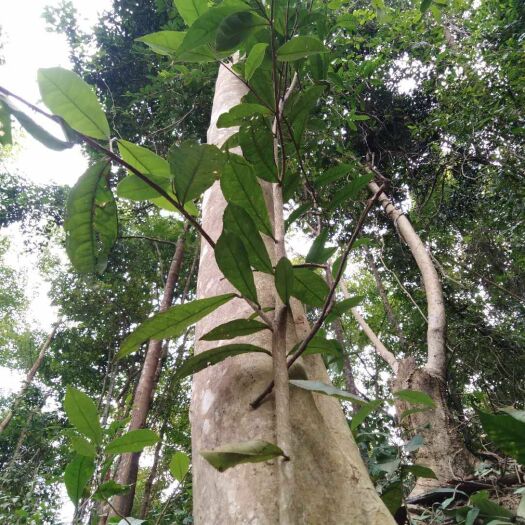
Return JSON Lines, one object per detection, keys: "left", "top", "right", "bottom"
{"left": 392, "top": 357, "right": 478, "bottom": 496}
{"left": 190, "top": 64, "right": 395, "bottom": 524}
{"left": 112, "top": 229, "right": 187, "bottom": 516}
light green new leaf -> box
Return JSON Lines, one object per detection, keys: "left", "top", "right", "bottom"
{"left": 105, "top": 429, "right": 159, "bottom": 455}
{"left": 64, "top": 386, "right": 102, "bottom": 445}
{"left": 221, "top": 156, "right": 273, "bottom": 237}
{"left": 215, "top": 231, "right": 258, "bottom": 304}
{"left": 175, "top": 344, "right": 271, "bottom": 380}
{"left": 64, "top": 454, "right": 95, "bottom": 506}
{"left": 65, "top": 160, "right": 117, "bottom": 274}
{"left": 37, "top": 67, "right": 110, "bottom": 140}
{"left": 92, "top": 480, "right": 130, "bottom": 501}
{"left": 170, "top": 451, "right": 190, "bottom": 482}
{"left": 291, "top": 267, "right": 329, "bottom": 307}
{"left": 245, "top": 42, "right": 268, "bottom": 81}
{"left": 136, "top": 31, "right": 185, "bottom": 55}
{"left": 118, "top": 294, "right": 236, "bottom": 359}
{"left": 174, "top": 0, "right": 208, "bottom": 26}
{"left": 69, "top": 434, "right": 97, "bottom": 458}
{"left": 200, "top": 319, "right": 269, "bottom": 341}
{"left": 216, "top": 12, "right": 267, "bottom": 52}
{"left": 290, "top": 380, "right": 366, "bottom": 404}
{"left": 275, "top": 257, "right": 294, "bottom": 305}
{"left": 276, "top": 35, "right": 328, "bottom": 62}
{"left": 217, "top": 103, "right": 272, "bottom": 129}
{"left": 394, "top": 389, "right": 436, "bottom": 407}
{"left": 169, "top": 142, "right": 225, "bottom": 204}
{"left": 350, "top": 399, "right": 383, "bottom": 431}
{"left": 201, "top": 439, "right": 284, "bottom": 472}
{"left": 325, "top": 295, "right": 364, "bottom": 324}
{"left": 223, "top": 204, "right": 273, "bottom": 274}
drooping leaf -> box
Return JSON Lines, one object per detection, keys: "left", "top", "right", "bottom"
{"left": 65, "top": 160, "right": 117, "bottom": 274}
{"left": 175, "top": 344, "right": 271, "bottom": 380}
{"left": 305, "top": 229, "right": 337, "bottom": 264}
{"left": 276, "top": 35, "right": 328, "bottom": 62}
{"left": 118, "top": 140, "right": 170, "bottom": 178}
{"left": 291, "top": 267, "right": 329, "bottom": 307}
{"left": 200, "top": 319, "right": 269, "bottom": 341}
{"left": 105, "top": 429, "right": 159, "bottom": 455}
{"left": 402, "top": 464, "right": 437, "bottom": 479}
{"left": 245, "top": 42, "right": 268, "bottom": 81}
{"left": 216, "top": 12, "right": 267, "bottom": 52}
{"left": 37, "top": 67, "right": 110, "bottom": 140}
{"left": 169, "top": 142, "right": 225, "bottom": 203}
{"left": 221, "top": 155, "right": 273, "bottom": 237}
{"left": 69, "top": 434, "right": 97, "bottom": 458}
{"left": 478, "top": 411, "right": 525, "bottom": 464}
{"left": 64, "top": 454, "right": 95, "bottom": 506}
{"left": 328, "top": 174, "right": 374, "bottom": 210}
{"left": 325, "top": 295, "right": 364, "bottom": 324}
{"left": 136, "top": 31, "right": 185, "bottom": 55}
{"left": 217, "top": 103, "right": 272, "bottom": 129}
{"left": 223, "top": 204, "right": 273, "bottom": 273}
{"left": 118, "top": 294, "right": 236, "bottom": 359}
{"left": 170, "top": 451, "right": 190, "bottom": 482}
{"left": 215, "top": 231, "right": 258, "bottom": 304}
{"left": 64, "top": 386, "right": 102, "bottom": 445}
{"left": 394, "top": 389, "right": 436, "bottom": 407}
{"left": 201, "top": 439, "right": 284, "bottom": 472}
{"left": 350, "top": 399, "right": 383, "bottom": 431}
{"left": 381, "top": 481, "right": 403, "bottom": 516}
{"left": 275, "top": 257, "right": 294, "bottom": 305}
{"left": 173, "top": 0, "right": 209, "bottom": 26}
{"left": 92, "top": 480, "right": 130, "bottom": 501}
{"left": 290, "top": 379, "right": 366, "bottom": 404}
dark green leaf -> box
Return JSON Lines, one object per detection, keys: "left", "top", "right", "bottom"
{"left": 313, "top": 163, "right": 353, "bottom": 187}
{"left": 276, "top": 36, "right": 328, "bottom": 62}
{"left": 169, "top": 142, "right": 225, "bottom": 204}
{"left": 223, "top": 204, "right": 273, "bottom": 274}
{"left": 294, "top": 335, "right": 342, "bottom": 358}
{"left": 215, "top": 231, "right": 258, "bottom": 304}
{"left": 118, "top": 294, "right": 236, "bottom": 359}
{"left": 285, "top": 85, "right": 325, "bottom": 147}
{"left": 216, "top": 12, "right": 267, "bottom": 52}
{"left": 291, "top": 267, "right": 329, "bottom": 307}
{"left": 64, "top": 386, "right": 102, "bottom": 445}
{"left": 469, "top": 490, "right": 514, "bottom": 518}
{"left": 275, "top": 257, "right": 294, "bottom": 305}
{"left": 217, "top": 103, "right": 271, "bottom": 129}
{"left": 290, "top": 379, "right": 366, "bottom": 404}
{"left": 37, "top": 67, "right": 110, "bottom": 140}
{"left": 92, "top": 481, "right": 130, "bottom": 501}
{"left": 328, "top": 174, "right": 374, "bottom": 210}
{"left": 201, "top": 439, "right": 284, "bottom": 472}
{"left": 285, "top": 202, "right": 312, "bottom": 230}
{"left": 175, "top": 343, "right": 271, "bottom": 380}
{"left": 325, "top": 296, "right": 364, "bottom": 324}
{"left": 221, "top": 155, "right": 273, "bottom": 237}
{"left": 200, "top": 318, "right": 269, "bottom": 340}
{"left": 402, "top": 464, "right": 437, "bottom": 479}
{"left": 381, "top": 481, "right": 403, "bottom": 516}
{"left": 394, "top": 389, "right": 436, "bottom": 407}
{"left": 64, "top": 454, "right": 95, "bottom": 506}
{"left": 305, "top": 229, "right": 336, "bottom": 264}
{"left": 170, "top": 451, "right": 190, "bottom": 482}
{"left": 420, "top": 0, "right": 432, "bottom": 12}
{"left": 350, "top": 399, "right": 383, "bottom": 431}
{"left": 174, "top": 0, "right": 208, "bottom": 26}
{"left": 245, "top": 42, "right": 268, "bottom": 81}
{"left": 478, "top": 411, "right": 525, "bottom": 464}
{"left": 0, "top": 101, "right": 12, "bottom": 145}
{"left": 136, "top": 31, "right": 185, "bottom": 55}
{"left": 105, "top": 429, "right": 159, "bottom": 455}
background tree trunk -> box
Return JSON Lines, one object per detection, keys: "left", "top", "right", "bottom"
{"left": 190, "top": 64, "right": 395, "bottom": 524}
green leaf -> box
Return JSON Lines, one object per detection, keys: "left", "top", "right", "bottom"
{"left": 136, "top": 31, "right": 185, "bottom": 55}
{"left": 469, "top": 490, "right": 514, "bottom": 519}
{"left": 117, "top": 174, "right": 172, "bottom": 201}
{"left": 394, "top": 389, "right": 436, "bottom": 407}
{"left": 215, "top": 231, "right": 258, "bottom": 304}
{"left": 65, "top": 160, "right": 117, "bottom": 274}
{"left": 305, "top": 229, "right": 336, "bottom": 264}
{"left": 466, "top": 508, "right": 480, "bottom": 525}
{"left": 200, "top": 319, "right": 269, "bottom": 341}
{"left": 276, "top": 35, "right": 328, "bottom": 62}
{"left": 169, "top": 142, "right": 225, "bottom": 203}
{"left": 328, "top": 174, "right": 374, "bottom": 210}
{"left": 105, "top": 429, "right": 159, "bottom": 455}
{"left": 221, "top": 155, "right": 273, "bottom": 237}
{"left": 285, "top": 202, "right": 311, "bottom": 230}
{"left": 500, "top": 407, "right": 525, "bottom": 423}
{"left": 381, "top": 481, "right": 403, "bottom": 516}
{"left": 478, "top": 411, "right": 525, "bottom": 464}
{"left": 245, "top": 42, "right": 268, "bottom": 81}
{"left": 350, "top": 399, "right": 383, "bottom": 431}
{"left": 291, "top": 268, "right": 329, "bottom": 307}
{"left": 223, "top": 204, "right": 273, "bottom": 274}
{"left": 239, "top": 116, "right": 277, "bottom": 182}
{"left": 175, "top": 343, "right": 271, "bottom": 380}
{"left": 37, "top": 67, "right": 110, "bottom": 140}
{"left": 173, "top": 0, "right": 209, "bottom": 26}
{"left": 69, "top": 434, "right": 97, "bottom": 458}
{"left": 285, "top": 85, "right": 325, "bottom": 147}
{"left": 404, "top": 435, "right": 424, "bottom": 452}
{"left": 64, "top": 454, "right": 95, "bottom": 506}
{"left": 64, "top": 386, "right": 102, "bottom": 445}
{"left": 377, "top": 459, "right": 401, "bottom": 475}
{"left": 118, "top": 294, "right": 236, "bottom": 359}
{"left": 92, "top": 480, "right": 130, "bottom": 501}
{"left": 325, "top": 296, "right": 364, "bottom": 324}
{"left": 399, "top": 406, "right": 432, "bottom": 421}
{"left": 0, "top": 94, "right": 73, "bottom": 150}
{"left": 290, "top": 379, "right": 366, "bottom": 404}
{"left": 216, "top": 12, "right": 267, "bottom": 52}
{"left": 275, "top": 257, "right": 294, "bottom": 305}
{"left": 217, "top": 103, "right": 272, "bottom": 129}
{"left": 170, "top": 451, "right": 190, "bottom": 482}
{"left": 420, "top": 0, "right": 432, "bottom": 12}
{"left": 118, "top": 140, "right": 170, "bottom": 178}
{"left": 402, "top": 464, "right": 437, "bottom": 479}
{"left": 313, "top": 163, "right": 353, "bottom": 188}
{"left": 201, "top": 439, "right": 284, "bottom": 472}
{"left": 295, "top": 335, "right": 342, "bottom": 358}
{"left": 116, "top": 519, "right": 145, "bottom": 525}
